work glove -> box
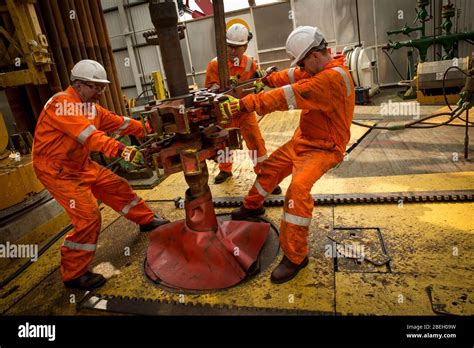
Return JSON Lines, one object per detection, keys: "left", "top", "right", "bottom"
{"left": 219, "top": 95, "right": 242, "bottom": 119}
{"left": 254, "top": 69, "right": 266, "bottom": 78}
{"left": 118, "top": 145, "right": 144, "bottom": 167}
{"left": 229, "top": 75, "right": 239, "bottom": 85}
{"left": 253, "top": 80, "right": 266, "bottom": 93}
{"left": 265, "top": 66, "right": 278, "bottom": 75}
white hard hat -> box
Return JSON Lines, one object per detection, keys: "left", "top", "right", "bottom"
{"left": 70, "top": 59, "right": 110, "bottom": 84}
{"left": 226, "top": 23, "right": 249, "bottom": 46}
{"left": 286, "top": 26, "right": 325, "bottom": 67}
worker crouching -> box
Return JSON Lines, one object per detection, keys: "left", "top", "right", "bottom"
{"left": 220, "top": 27, "right": 355, "bottom": 284}
{"left": 32, "top": 60, "right": 170, "bottom": 290}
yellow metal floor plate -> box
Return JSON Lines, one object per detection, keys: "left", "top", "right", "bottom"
{"left": 83, "top": 203, "right": 336, "bottom": 314}
{"left": 2, "top": 106, "right": 473, "bottom": 316}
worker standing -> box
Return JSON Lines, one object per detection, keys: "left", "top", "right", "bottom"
{"left": 32, "top": 60, "right": 170, "bottom": 290}
{"left": 220, "top": 27, "right": 355, "bottom": 284}
{"left": 205, "top": 23, "right": 281, "bottom": 194}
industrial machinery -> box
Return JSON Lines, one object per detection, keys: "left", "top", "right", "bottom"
{"left": 382, "top": 0, "right": 474, "bottom": 99}
{"left": 140, "top": 0, "right": 272, "bottom": 291}
{"left": 343, "top": 46, "right": 379, "bottom": 98}
{"left": 0, "top": 113, "right": 44, "bottom": 214}
{"left": 0, "top": 0, "right": 52, "bottom": 87}
{"left": 416, "top": 57, "right": 470, "bottom": 104}
{"left": 177, "top": 0, "right": 213, "bottom": 18}
{"left": 0, "top": 0, "right": 133, "bottom": 271}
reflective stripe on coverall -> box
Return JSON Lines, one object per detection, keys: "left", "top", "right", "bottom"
{"left": 32, "top": 85, "right": 155, "bottom": 281}
{"left": 240, "top": 57, "right": 355, "bottom": 264}
{"left": 205, "top": 55, "right": 268, "bottom": 173}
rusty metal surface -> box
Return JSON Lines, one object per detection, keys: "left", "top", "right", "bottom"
{"left": 428, "top": 285, "right": 473, "bottom": 316}
{"left": 328, "top": 228, "right": 391, "bottom": 273}
{"left": 78, "top": 204, "right": 336, "bottom": 316}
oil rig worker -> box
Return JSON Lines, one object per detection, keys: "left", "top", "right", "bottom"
{"left": 220, "top": 27, "right": 355, "bottom": 284}
{"left": 32, "top": 59, "right": 170, "bottom": 290}
{"left": 205, "top": 23, "right": 281, "bottom": 194}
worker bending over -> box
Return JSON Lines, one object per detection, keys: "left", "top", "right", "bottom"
{"left": 205, "top": 23, "right": 281, "bottom": 194}
{"left": 220, "top": 27, "right": 355, "bottom": 284}
{"left": 33, "top": 60, "right": 169, "bottom": 290}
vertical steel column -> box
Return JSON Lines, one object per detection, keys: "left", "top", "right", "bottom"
{"left": 98, "top": 0, "right": 127, "bottom": 115}
{"left": 212, "top": 0, "right": 229, "bottom": 90}
{"left": 149, "top": 0, "right": 189, "bottom": 99}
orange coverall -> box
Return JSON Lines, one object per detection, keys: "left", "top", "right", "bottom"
{"left": 205, "top": 54, "right": 268, "bottom": 173}
{"left": 240, "top": 57, "right": 355, "bottom": 264}
{"left": 32, "top": 85, "right": 155, "bottom": 281}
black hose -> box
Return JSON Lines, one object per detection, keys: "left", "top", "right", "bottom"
{"left": 352, "top": 110, "right": 460, "bottom": 130}
{"left": 442, "top": 65, "right": 469, "bottom": 111}
{"left": 355, "top": 0, "right": 361, "bottom": 47}
{"left": 382, "top": 49, "right": 406, "bottom": 80}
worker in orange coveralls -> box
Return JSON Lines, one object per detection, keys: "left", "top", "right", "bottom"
{"left": 219, "top": 27, "right": 355, "bottom": 284}
{"left": 205, "top": 23, "right": 281, "bottom": 194}
{"left": 32, "top": 60, "right": 170, "bottom": 290}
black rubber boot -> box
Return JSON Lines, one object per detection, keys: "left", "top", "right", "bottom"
{"left": 64, "top": 271, "right": 106, "bottom": 290}
{"left": 231, "top": 206, "right": 266, "bottom": 220}
{"left": 271, "top": 185, "right": 282, "bottom": 195}
{"left": 214, "top": 171, "right": 233, "bottom": 184}
{"left": 140, "top": 215, "right": 170, "bottom": 232}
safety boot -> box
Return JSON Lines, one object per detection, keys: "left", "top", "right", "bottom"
{"left": 140, "top": 215, "right": 170, "bottom": 232}
{"left": 271, "top": 185, "right": 282, "bottom": 195}
{"left": 214, "top": 171, "right": 233, "bottom": 184}
{"left": 231, "top": 206, "right": 265, "bottom": 220}
{"left": 64, "top": 271, "right": 106, "bottom": 290}
{"left": 270, "top": 255, "right": 309, "bottom": 284}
